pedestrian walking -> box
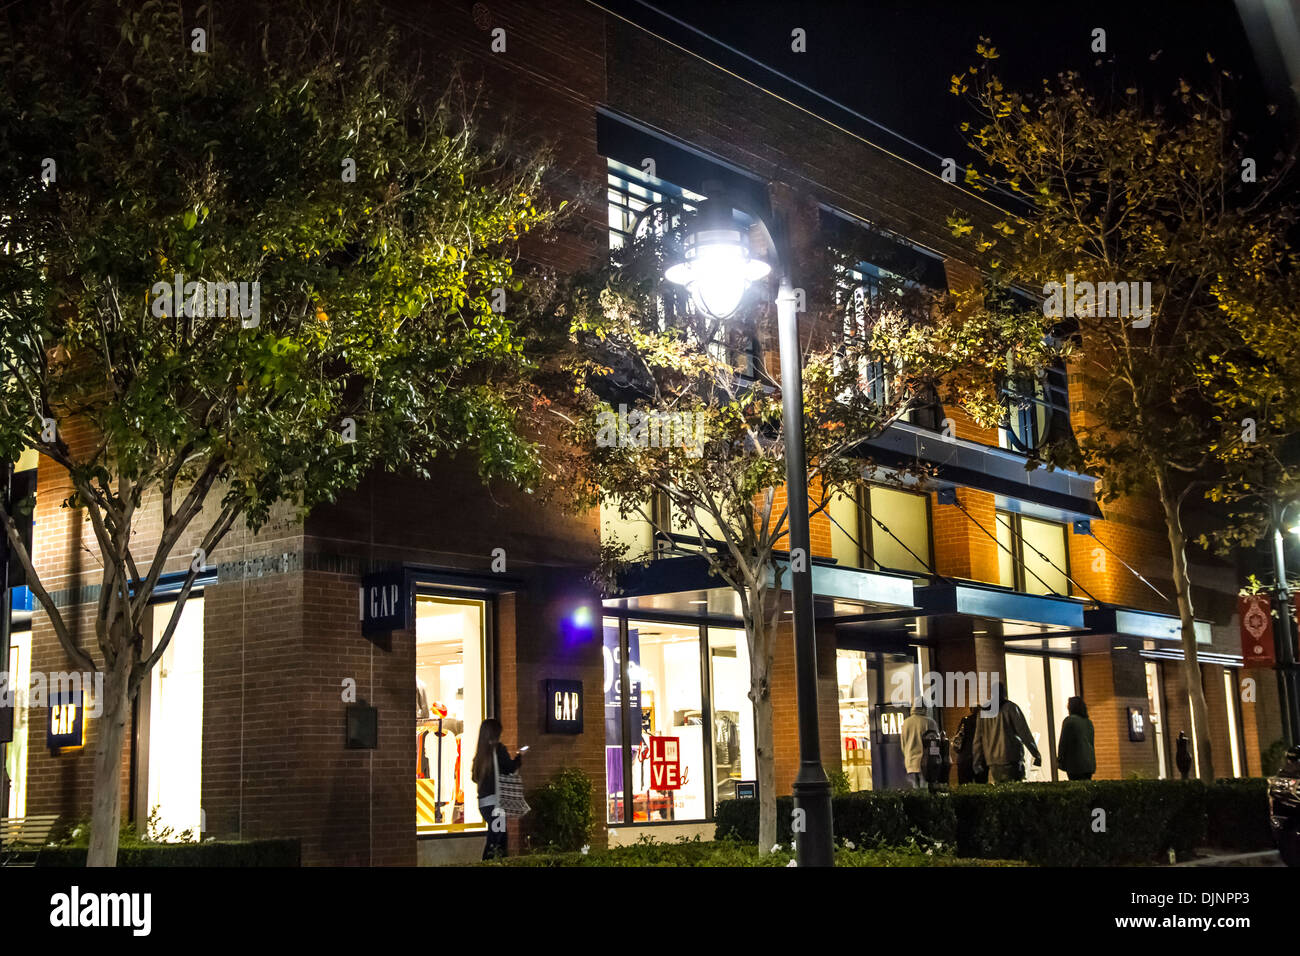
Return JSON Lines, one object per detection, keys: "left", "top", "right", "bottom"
{"left": 471, "top": 717, "right": 525, "bottom": 860}
{"left": 1056, "top": 696, "right": 1096, "bottom": 780}
{"left": 972, "top": 683, "right": 1041, "bottom": 783}
{"left": 1175, "top": 731, "right": 1192, "bottom": 780}
{"left": 952, "top": 705, "right": 986, "bottom": 784}
{"left": 901, "top": 701, "right": 939, "bottom": 790}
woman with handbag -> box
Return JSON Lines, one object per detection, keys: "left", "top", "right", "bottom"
{"left": 471, "top": 718, "right": 525, "bottom": 860}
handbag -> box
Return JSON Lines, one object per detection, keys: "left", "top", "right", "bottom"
{"left": 494, "top": 750, "right": 530, "bottom": 817}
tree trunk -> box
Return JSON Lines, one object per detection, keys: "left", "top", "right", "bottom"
{"left": 1155, "top": 473, "right": 1215, "bottom": 783}
{"left": 86, "top": 650, "right": 131, "bottom": 867}
{"left": 747, "top": 607, "right": 778, "bottom": 854}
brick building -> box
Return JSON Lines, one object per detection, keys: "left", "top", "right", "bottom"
{"left": 1, "top": 0, "right": 1286, "bottom": 865}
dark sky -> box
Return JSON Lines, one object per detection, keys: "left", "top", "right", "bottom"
{"left": 601, "top": 0, "right": 1289, "bottom": 175}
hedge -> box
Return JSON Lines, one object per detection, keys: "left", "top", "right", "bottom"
{"left": 32, "top": 838, "right": 301, "bottom": 867}
{"left": 1204, "top": 777, "right": 1272, "bottom": 850}
{"left": 715, "top": 778, "right": 1267, "bottom": 865}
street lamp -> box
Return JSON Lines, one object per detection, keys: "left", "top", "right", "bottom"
{"left": 664, "top": 183, "right": 835, "bottom": 867}
{"left": 1272, "top": 497, "right": 1300, "bottom": 748}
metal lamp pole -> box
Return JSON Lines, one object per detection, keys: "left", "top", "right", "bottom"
{"left": 774, "top": 274, "right": 835, "bottom": 867}
{"left": 1270, "top": 498, "right": 1300, "bottom": 747}
{"left": 662, "top": 184, "right": 834, "bottom": 866}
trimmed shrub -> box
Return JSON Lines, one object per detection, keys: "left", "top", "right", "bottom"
{"left": 716, "top": 778, "right": 1262, "bottom": 865}
{"left": 713, "top": 790, "right": 956, "bottom": 850}
{"left": 35, "top": 839, "right": 301, "bottom": 867}
{"left": 951, "top": 780, "right": 1205, "bottom": 865}
{"left": 525, "top": 767, "right": 594, "bottom": 852}
{"left": 1205, "top": 778, "right": 1272, "bottom": 850}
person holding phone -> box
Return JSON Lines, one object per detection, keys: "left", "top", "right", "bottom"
{"left": 471, "top": 718, "right": 525, "bottom": 860}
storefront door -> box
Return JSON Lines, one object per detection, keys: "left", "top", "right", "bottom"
{"left": 837, "top": 646, "right": 932, "bottom": 791}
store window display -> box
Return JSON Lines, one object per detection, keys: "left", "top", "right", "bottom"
{"left": 415, "top": 596, "right": 485, "bottom": 833}
{"left": 707, "top": 628, "right": 756, "bottom": 801}
{"left": 837, "top": 649, "right": 873, "bottom": 791}
{"left": 603, "top": 617, "right": 756, "bottom": 823}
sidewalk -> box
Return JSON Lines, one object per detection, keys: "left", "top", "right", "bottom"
{"left": 1169, "top": 849, "right": 1283, "bottom": 867}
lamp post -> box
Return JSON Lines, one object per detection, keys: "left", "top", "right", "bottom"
{"left": 664, "top": 185, "right": 835, "bottom": 867}
{"left": 1271, "top": 497, "right": 1300, "bottom": 747}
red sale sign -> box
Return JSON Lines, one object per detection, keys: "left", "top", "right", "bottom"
{"left": 1238, "top": 594, "right": 1276, "bottom": 666}
{"left": 649, "top": 736, "right": 681, "bottom": 791}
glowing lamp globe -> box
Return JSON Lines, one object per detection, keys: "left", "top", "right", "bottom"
{"left": 664, "top": 214, "right": 770, "bottom": 320}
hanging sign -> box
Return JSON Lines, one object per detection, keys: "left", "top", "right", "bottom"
{"left": 1238, "top": 594, "right": 1276, "bottom": 666}
{"left": 360, "top": 571, "right": 407, "bottom": 635}
{"left": 649, "top": 735, "right": 681, "bottom": 790}
{"left": 48, "top": 690, "right": 84, "bottom": 751}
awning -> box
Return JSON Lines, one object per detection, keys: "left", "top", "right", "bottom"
{"left": 913, "top": 580, "right": 1086, "bottom": 633}
{"left": 603, "top": 554, "right": 917, "bottom": 622}
{"left": 1082, "top": 605, "right": 1213, "bottom": 645}
{"left": 857, "top": 421, "right": 1103, "bottom": 520}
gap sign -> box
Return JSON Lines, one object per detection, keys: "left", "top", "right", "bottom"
{"left": 545, "top": 679, "right": 583, "bottom": 734}
{"left": 48, "top": 690, "right": 84, "bottom": 751}
{"left": 360, "top": 571, "right": 407, "bottom": 635}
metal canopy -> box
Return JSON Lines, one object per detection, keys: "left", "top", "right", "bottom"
{"left": 604, "top": 554, "right": 918, "bottom": 624}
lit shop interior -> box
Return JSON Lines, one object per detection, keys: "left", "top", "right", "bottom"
{"left": 603, "top": 618, "right": 756, "bottom": 824}
{"left": 415, "top": 595, "right": 486, "bottom": 833}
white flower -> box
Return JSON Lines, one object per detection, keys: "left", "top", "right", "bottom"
{"left": 771, "top": 843, "right": 782, "bottom": 854}
{"left": 786, "top": 859, "right": 797, "bottom": 867}
{"left": 580, "top": 845, "right": 590, "bottom": 855}
{"left": 844, "top": 840, "right": 856, "bottom": 850}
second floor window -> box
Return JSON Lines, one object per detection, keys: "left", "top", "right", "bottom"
{"left": 828, "top": 483, "right": 932, "bottom": 577}
{"left": 1000, "top": 364, "right": 1070, "bottom": 454}
{"left": 996, "top": 510, "right": 1070, "bottom": 596}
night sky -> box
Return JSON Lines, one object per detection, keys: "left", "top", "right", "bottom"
{"left": 601, "top": 0, "right": 1289, "bottom": 181}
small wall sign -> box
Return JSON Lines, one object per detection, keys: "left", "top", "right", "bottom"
{"left": 734, "top": 780, "right": 757, "bottom": 800}
{"left": 359, "top": 571, "right": 407, "bottom": 635}
{"left": 545, "top": 679, "right": 583, "bottom": 734}
{"left": 1127, "top": 706, "right": 1146, "bottom": 742}
{"left": 345, "top": 701, "right": 378, "bottom": 749}
{"left": 48, "top": 690, "right": 84, "bottom": 751}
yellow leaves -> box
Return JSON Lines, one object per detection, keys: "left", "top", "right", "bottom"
{"left": 975, "top": 38, "right": 1000, "bottom": 60}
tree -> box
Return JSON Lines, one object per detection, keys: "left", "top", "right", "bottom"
{"left": 546, "top": 211, "right": 1055, "bottom": 852}
{"left": 950, "top": 43, "right": 1300, "bottom": 780}
{"left": 0, "top": 0, "right": 554, "bottom": 865}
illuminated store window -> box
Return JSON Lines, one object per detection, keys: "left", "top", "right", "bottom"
{"left": 625, "top": 620, "right": 704, "bottom": 821}
{"left": 416, "top": 596, "right": 486, "bottom": 833}
{"left": 603, "top": 617, "right": 755, "bottom": 823}
{"left": 4, "top": 631, "right": 31, "bottom": 818}
{"left": 707, "top": 627, "right": 756, "bottom": 801}
{"left": 1004, "top": 651, "right": 1078, "bottom": 782}
{"left": 1145, "top": 660, "right": 1169, "bottom": 778}
{"left": 1223, "top": 669, "right": 1243, "bottom": 777}
{"left": 996, "top": 511, "right": 1070, "bottom": 595}
{"left": 145, "top": 597, "right": 204, "bottom": 837}
{"left": 828, "top": 484, "right": 931, "bottom": 576}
